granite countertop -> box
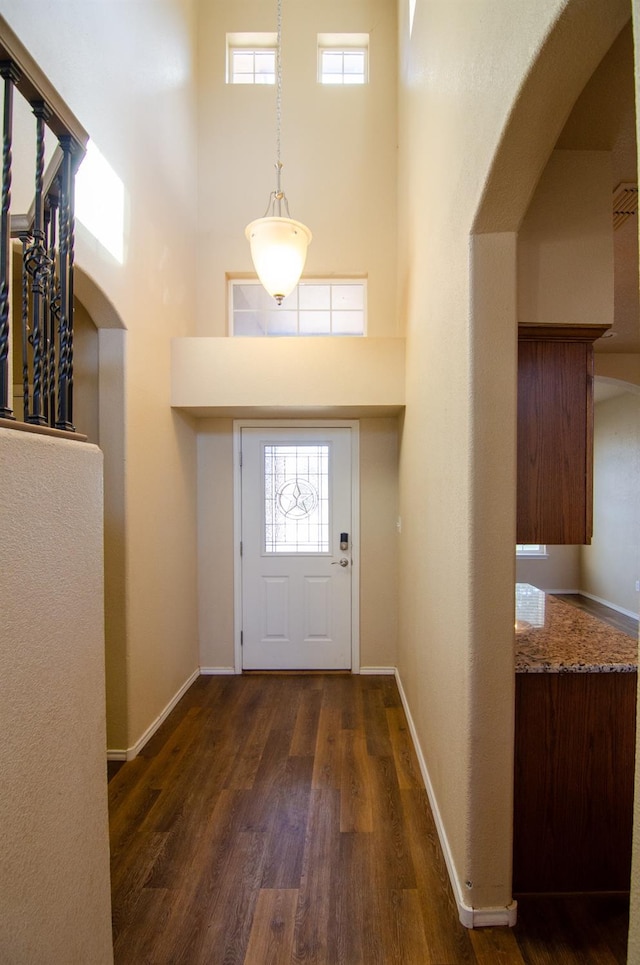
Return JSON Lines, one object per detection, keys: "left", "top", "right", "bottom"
{"left": 515, "top": 583, "right": 638, "bottom": 673}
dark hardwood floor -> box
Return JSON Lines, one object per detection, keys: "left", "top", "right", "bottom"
{"left": 552, "top": 593, "right": 639, "bottom": 638}
{"left": 109, "top": 673, "right": 629, "bottom": 964}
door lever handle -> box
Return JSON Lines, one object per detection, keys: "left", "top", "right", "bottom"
{"left": 332, "top": 558, "right": 350, "bottom": 567}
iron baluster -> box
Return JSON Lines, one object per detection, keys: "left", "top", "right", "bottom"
{"left": 67, "top": 146, "right": 75, "bottom": 428}
{"left": 56, "top": 136, "right": 74, "bottom": 431}
{"left": 42, "top": 198, "right": 51, "bottom": 424}
{"left": 20, "top": 235, "right": 29, "bottom": 420}
{"left": 47, "top": 191, "right": 59, "bottom": 427}
{"left": 0, "top": 62, "right": 19, "bottom": 419}
{"left": 25, "top": 101, "right": 52, "bottom": 426}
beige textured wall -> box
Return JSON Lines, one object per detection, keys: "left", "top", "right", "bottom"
{"left": 398, "top": 0, "right": 629, "bottom": 918}
{"left": 596, "top": 352, "right": 640, "bottom": 383}
{"left": 359, "top": 417, "right": 399, "bottom": 668}
{"left": 581, "top": 392, "right": 640, "bottom": 615}
{"left": 197, "top": 419, "right": 235, "bottom": 670}
{"left": 0, "top": 0, "right": 201, "bottom": 751}
{"left": 195, "top": 0, "right": 398, "bottom": 338}
{"left": 99, "top": 328, "right": 128, "bottom": 749}
{"left": 0, "top": 429, "right": 112, "bottom": 963}
{"left": 197, "top": 418, "right": 399, "bottom": 671}
{"left": 73, "top": 302, "right": 100, "bottom": 444}
{"left": 518, "top": 150, "right": 614, "bottom": 327}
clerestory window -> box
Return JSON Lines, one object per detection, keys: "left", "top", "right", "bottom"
{"left": 318, "top": 34, "right": 369, "bottom": 85}
{"left": 230, "top": 279, "right": 367, "bottom": 336}
{"left": 227, "top": 34, "right": 277, "bottom": 85}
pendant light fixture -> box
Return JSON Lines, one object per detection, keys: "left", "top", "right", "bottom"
{"left": 245, "top": 0, "right": 311, "bottom": 305}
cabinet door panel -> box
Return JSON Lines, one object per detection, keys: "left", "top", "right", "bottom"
{"left": 517, "top": 340, "right": 589, "bottom": 543}
{"left": 516, "top": 325, "right": 606, "bottom": 545}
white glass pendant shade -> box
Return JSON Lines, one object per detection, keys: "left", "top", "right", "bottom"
{"left": 245, "top": 216, "right": 312, "bottom": 303}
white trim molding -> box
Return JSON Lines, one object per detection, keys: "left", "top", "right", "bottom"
{"left": 107, "top": 667, "right": 200, "bottom": 762}
{"left": 106, "top": 749, "right": 127, "bottom": 762}
{"left": 360, "top": 666, "right": 396, "bottom": 675}
{"left": 200, "top": 666, "right": 237, "bottom": 675}
{"left": 394, "top": 668, "right": 518, "bottom": 929}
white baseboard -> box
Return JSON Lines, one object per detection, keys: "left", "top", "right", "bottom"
{"left": 544, "top": 588, "right": 581, "bottom": 595}
{"left": 393, "top": 668, "right": 517, "bottom": 929}
{"left": 106, "top": 749, "right": 127, "bottom": 761}
{"left": 107, "top": 667, "right": 200, "bottom": 762}
{"left": 580, "top": 591, "right": 639, "bottom": 621}
{"left": 360, "top": 666, "right": 396, "bottom": 675}
{"left": 199, "top": 666, "right": 237, "bottom": 675}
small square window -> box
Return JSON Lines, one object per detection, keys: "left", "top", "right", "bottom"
{"left": 227, "top": 33, "right": 277, "bottom": 85}
{"left": 229, "top": 48, "right": 276, "bottom": 84}
{"left": 318, "top": 34, "right": 369, "bottom": 85}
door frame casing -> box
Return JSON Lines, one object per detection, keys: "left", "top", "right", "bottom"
{"left": 233, "top": 419, "right": 360, "bottom": 674}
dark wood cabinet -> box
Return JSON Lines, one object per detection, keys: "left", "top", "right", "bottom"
{"left": 513, "top": 671, "right": 636, "bottom": 893}
{"left": 517, "top": 324, "right": 609, "bottom": 544}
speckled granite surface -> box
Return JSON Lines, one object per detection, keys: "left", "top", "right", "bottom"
{"left": 515, "top": 583, "right": 638, "bottom": 673}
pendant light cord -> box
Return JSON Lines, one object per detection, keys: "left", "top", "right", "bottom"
{"left": 276, "top": 0, "right": 282, "bottom": 173}
{"left": 260, "top": 0, "right": 291, "bottom": 219}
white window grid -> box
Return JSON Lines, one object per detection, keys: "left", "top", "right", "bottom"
{"left": 229, "top": 279, "right": 367, "bottom": 337}
{"left": 319, "top": 48, "right": 367, "bottom": 85}
{"left": 317, "top": 33, "right": 369, "bottom": 85}
{"left": 226, "top": 34, "right": 277, "bottom": 85}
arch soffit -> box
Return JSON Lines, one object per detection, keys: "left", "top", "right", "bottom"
{"left": 74, "top": 263, "right": 127, "bottom": 331}
{"left": 473, "top": 0, "right": 631, "bottom": 235}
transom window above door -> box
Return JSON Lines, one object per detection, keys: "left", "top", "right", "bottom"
{"left": 229, "top": 279, "right": 367, "bottom": 336}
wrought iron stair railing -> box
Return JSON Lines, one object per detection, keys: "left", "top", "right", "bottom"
{"left": 0, "top": 15, "right": 88, "bottom": 432}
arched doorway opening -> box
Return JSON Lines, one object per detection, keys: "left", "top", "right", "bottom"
{"left": 467, "top": 0, "right": 634, "bottom": 924}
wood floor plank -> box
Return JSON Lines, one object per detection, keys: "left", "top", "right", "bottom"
{"left": 400, "top": 787, "right": 479, "bottom": 964}
{"left": 293, "top": 788, "right": 340, "bottom": 964}
{"left": 290, "top": 687, "right": 323, "bottom": 757}
{"left": 362, "top": 678, "right": 393, "bottom": 757}
{"left": 339, "top": 727, "right": 373, "bottom": 832}
{"left": 112, "top": 886, "right": 173, "bottom": 965}
{"left": 260, "top": 755, "right": 313, "bottom": 889}
{"left": 384, "top": 888, "right": 434, "bottom": 965}
{"left": 328, "top": 831, "right": 370, "bottom": 965}
{"left": 469, "top": 924, "right": 527, "bottom": 964}
{"left": 311, "top": 704, "right": 342, "bottom": 789}
{"left": 176, "top": 828, "right": 268, "bottom": 965}
{"left": 154, "top": 803, "right": 268, "bottom": 964}
{"left": 369, "top": 753, "right": 417, "bottom": 890}
{"left": 244, "top": 889, "right": 298, "bottom": 965}
{"left": 387, "top": 704, "right": 423, "bottom": 789}
{"left": 110, "top": 831, "right": 169, "bottom": 946}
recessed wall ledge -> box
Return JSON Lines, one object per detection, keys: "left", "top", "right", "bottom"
{"left": 171, "top": 336, "right": 406, "bottom": 417}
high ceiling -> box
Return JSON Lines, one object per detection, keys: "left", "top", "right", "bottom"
{"left": 556, "top": 21, "right": 639, "bottom": 355}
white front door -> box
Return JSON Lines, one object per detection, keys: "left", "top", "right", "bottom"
{"left": 240, "top": 426, "right": 353, "bottom": 670}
